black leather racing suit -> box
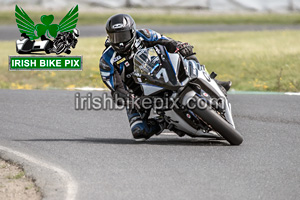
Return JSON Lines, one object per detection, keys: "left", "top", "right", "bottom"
{"left": 99, "top": 29, "right": 195, "bottom": 139}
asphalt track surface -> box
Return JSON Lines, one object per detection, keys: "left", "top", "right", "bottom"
{"left": 1, "top": 24, "right": 300, "bottom": 40}
{"left": 0, "top": 89, "right": 299, "bottom": 200}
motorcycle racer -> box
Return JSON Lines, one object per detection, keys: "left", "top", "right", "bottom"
{"left": 99, "top": 14, "right": 231, "bottom": 140}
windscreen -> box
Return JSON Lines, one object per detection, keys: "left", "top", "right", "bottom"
{"left": 133, "top": 48, "right": 160, "bottom": 75}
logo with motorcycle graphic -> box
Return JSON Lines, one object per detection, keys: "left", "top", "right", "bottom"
{"left": 9, "top": 5, "right": 82, "bottom": 71}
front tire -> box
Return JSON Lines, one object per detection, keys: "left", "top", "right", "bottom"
{"left": 55, "top": 42, "right": 66, "bottom": 55}
{"left": 191, "top": 96, "right": 243, "bottom": 145}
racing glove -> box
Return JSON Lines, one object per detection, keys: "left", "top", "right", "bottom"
{"left": 144, "top": 39, "right": 196, "bottom": 58}
{"left": 175, "top": 42, "right": 196, "bottom": 58}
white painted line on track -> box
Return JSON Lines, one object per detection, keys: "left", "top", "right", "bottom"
{"left": 0, "top": 145, "right": 78, "bottom": 200}
{"left": 67, "top": 87, "right": 108, "bottom": 91}
{"left": 69, "top": 89, "right": 300, "bottom": 95}
{"left": 285, "top": 92, "right": 300, "bottom": 96}
{"left": 161, "top": 132, "right": 177, "bottom": 136}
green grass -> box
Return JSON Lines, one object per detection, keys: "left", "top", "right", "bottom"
{"left": 1, "top": 11, "right": 300, "bottom": 25}
{"left": 1, "top": 30, "right": 300, "bottom": 92}
{"left": 6, "top": 171, "right": 25, "bottom": 179}
{"left": 180, "top": 31, "right": 300, "bottom": 92}
{"left": 25, "top": 184, "right": 34, "bottom": 190}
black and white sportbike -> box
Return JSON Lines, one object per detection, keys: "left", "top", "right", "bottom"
{"left": 132, "top": 45, "right": 243, "bottom": 145}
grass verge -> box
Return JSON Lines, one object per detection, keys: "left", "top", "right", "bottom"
{"left": 1, "top": 11, "right": 300, "bottom": 25}
{"left": 0, "top": 159, "right": 41, "bottom": 200}
{"left": 1, "top": 30, "right": 299, "bottom": 92}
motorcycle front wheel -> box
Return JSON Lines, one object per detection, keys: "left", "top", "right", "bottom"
{"left": 55, "top": 42, "right": 66, "bottom": 55}
{"left": 191, "top": 96, "right": 243, "bottom": 145}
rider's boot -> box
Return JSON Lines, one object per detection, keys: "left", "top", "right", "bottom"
{"left": 131, "top": 118, "right": 164, "bottom": 141}
{"left": 215, "top": 79, "right": 232, "bottom": 91}
{"left": 148, "top": 118, "right": 165, "bottom": 136}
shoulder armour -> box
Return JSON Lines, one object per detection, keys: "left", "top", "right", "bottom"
{"left": 138, "top": 29, "right": 151, "bottom": 39}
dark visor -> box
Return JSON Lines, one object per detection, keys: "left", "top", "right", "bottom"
{"left": 108, "top": 31, "right": 132, "bottom": 43}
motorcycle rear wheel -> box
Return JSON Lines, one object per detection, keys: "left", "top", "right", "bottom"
{"left": 191, "top": 96, "right": 243, "bottom": 145}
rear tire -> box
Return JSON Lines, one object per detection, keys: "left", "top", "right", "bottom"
{"left": 191, "top": 96, "right": 243, "bottom": 145}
